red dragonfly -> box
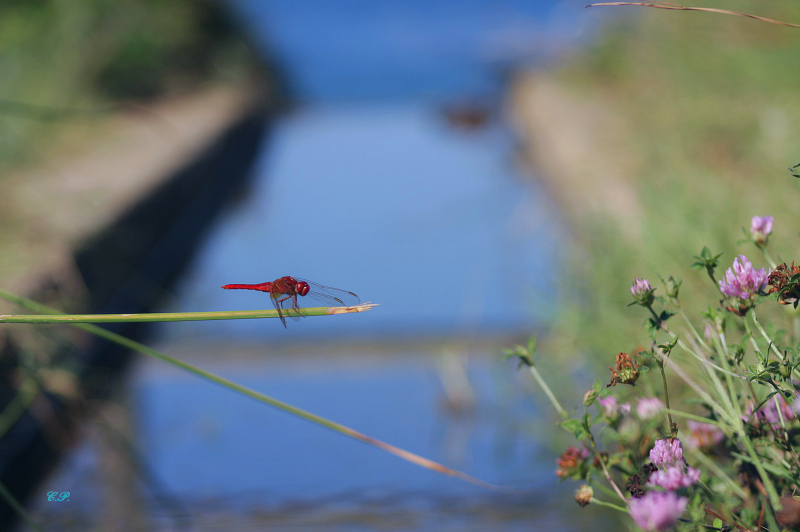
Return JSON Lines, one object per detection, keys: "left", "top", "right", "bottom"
{"left": 221, "top": 276, "right": 360, "bottom": 328}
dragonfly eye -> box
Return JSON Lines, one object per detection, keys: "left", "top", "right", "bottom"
{"left": 296, "top": 281, "right": 310, "bottom": 296}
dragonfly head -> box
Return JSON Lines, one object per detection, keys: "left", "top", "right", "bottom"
{"left": 296, "top": 281, "right": 310, "bottom": 296}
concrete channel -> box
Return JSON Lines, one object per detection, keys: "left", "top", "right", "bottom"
{"left": 0, "top": 85, "right": 274, "bottom": 528}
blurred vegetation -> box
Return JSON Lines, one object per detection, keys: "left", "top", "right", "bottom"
{"left": 0, "top": 0, "right": 268, "bottom": 171}
{"left": 543, "top": 2, "right": 800, "bottom": 363}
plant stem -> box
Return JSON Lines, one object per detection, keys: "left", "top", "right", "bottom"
{"left": 0, "top": 306, "right": 375, "bottom": 323}
{"left": 750, "top": 310, "right": 784, "bottom": 362}
{"left": 688, "top": 448, "right": 748, "bottom": 500}
{"left": 589, "top": 497, "right": 628, "bottom": 513}
{"left": 794, "top": 315, "right": 800, "bottom": 345}
{"left": 586, "top": 430, "right": 628, "bottom": 503}
{"left": 758, "top": 245, "right": 777, "bottom": 270}
{"left": 526, "top": 364, "right": 566, "bottom": 418}
{"left": 0, "top": 480, "right": 41, "bottom": 532}
{"left": 737, "top": 427, "right": 781, "bottom": 507}
{"left": 0, "top": 378, "right": 38, "bottom": 440}
{"left": 0, "top": 290, "right": 491, "bottom": 489}
{"left": 678, "top": 306, "right": 709, "bottom": 351}
{"left": 656, "top": 357, "right": 675, "bottom": 434}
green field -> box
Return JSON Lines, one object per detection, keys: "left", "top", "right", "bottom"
{"left": 0, "top": 0, "right": 265, "bottom": 171}
{"left": 527, "top": 2, "right": 800, "bottom": 363}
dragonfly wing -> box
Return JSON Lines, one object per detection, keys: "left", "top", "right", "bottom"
{"left": 300, "top": 291, "right": 350, "bottom": 308}
{"left": 296, "top": 279, "right": 361, "bottom": 306}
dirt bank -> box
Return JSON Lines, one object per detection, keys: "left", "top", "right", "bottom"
{"left": 0, "top": 84, "right": 261, "bottom": 310}
{"left": 508, "top": 72, "right": 644, "bottom": 241}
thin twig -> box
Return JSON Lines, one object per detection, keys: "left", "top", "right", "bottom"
{"left": 586, "top": 2, "right": 800, "bottom": 29}
{"left": 587, "top": 430, "right": 629, "bottom": 503}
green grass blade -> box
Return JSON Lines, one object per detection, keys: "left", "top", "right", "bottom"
{"left": 0, "top": 289, "right": 492, "bottom": 489}
{"left": 0, "top": 305, "right": 377, "bottom": 324}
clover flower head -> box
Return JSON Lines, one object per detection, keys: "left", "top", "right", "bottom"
{"left": 597, "top": 396, "right": 631, "bottom": 433}
{"left": 631, "top": 277, "right": 652, "bottom": 297}
{"left": 648, "top": 465, "right": 701, "bottom": 490}
{"left": 631, "top": 278, "right": 655, "bottom": 306}
{"left": 649, "top": 438, "right": 683, "bottom": 467}
{"left": 750, "top": 216, "right": 773, "bottom": 245}
{"left": 637, "top": 397, "right": 665, "bottom": 419}
{"left": 597, "top": 396, "right": 618, "bottom": 417}
{"left": 718, "top": 255, "right": 769, "bottom": 300}
{"left": 629, "top": 491, "right": 688, "bottom": 532}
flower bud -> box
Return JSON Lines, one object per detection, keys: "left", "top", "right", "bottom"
{"left": 631, "top": 278, "right": 655, "bottom": 307}
{"left": 664, "top": 275, "right": 681, "bottom": 300}
{"left": 583, "top": 388, "right": 599, "bottom": 406}
{"left": 780, "top": 358, "right": 792, "bottom": 379}
{"left": 574, "top": 485, "right": 593, "bottom": 507}
{"left": 750, "top": 215, "right": 773, "bottom": 246}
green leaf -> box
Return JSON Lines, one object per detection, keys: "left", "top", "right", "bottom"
{"left": 561, "top": 419, "right": 589, "bottom": 441}
{"left": 527, "top": 335, "right": 537, "bottom": 358}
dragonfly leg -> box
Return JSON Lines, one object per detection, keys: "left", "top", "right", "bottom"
{"left": 273, "top": 294, "right": 292, "bottom": 328}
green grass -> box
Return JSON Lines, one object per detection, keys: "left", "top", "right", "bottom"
{"left": 0, "top": 0, "right": 262, "bottom": 172}
{"left": 541, "top": 2, "right": 800, "bottom": 361}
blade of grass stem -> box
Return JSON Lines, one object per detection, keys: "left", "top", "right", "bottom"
{"left": 0, "top": 290, "right": 496, "bottom": 490}
{"left": 0, "top": 378, "right": 38, "bottom": 440}
{"left": 688, "top": 448, "right": 748, "bottom": 500}
{"left": 696, "top": 331, "right": 741, "bottom": 422}
{"left": 526, "top": 364, "right": 566, "bottom": 418}
{"left": 666, "top": 339, "right": 778, "bottom": 503}
{"left": 0, "top": 305, "right": 378, "bottom": 324}
{"left": 677, "top": 307, "right": 709, "bottom": 352}
{"left": 679, "top": 334, "right": 742, "bottom": 378}
{"left": 749, "top": 310, "right": 785, "bottom": 362}
{"left": 656, "top": 351, "right": 730, "bottom": 424}
{"left": 589, "top": 497, "right": 628, "bottom": 513}
{"left": 0, "top": 480, "right": 41, "bottom": 532}
{"left": 730, "top": 451, "right": 796, "bottom": 484}
{"left": 662, "top": 408, "right": 729, "bottom": 432}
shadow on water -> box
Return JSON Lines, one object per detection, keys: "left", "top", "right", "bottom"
{"left": 0, "top": 104, "right": 272, "bottom": 529}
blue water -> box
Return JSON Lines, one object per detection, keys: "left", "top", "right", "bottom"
{"left": 136, "top": 352, "right": 547, "bottom": 498}
{"left": 36, "top": 3, "right": 618, "bottom": 530}
{"left": 153, "top": 0, "right": 607, "bottom": 339}
{"left": 38, "top": 350, "right": 617, "bottom": 530}
{"left": 160, "top": 103, "right": 561, "bottom": 340}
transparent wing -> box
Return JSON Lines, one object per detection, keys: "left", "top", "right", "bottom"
{"left": 296, "top": 278, "right": 361, "bottom": 307}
